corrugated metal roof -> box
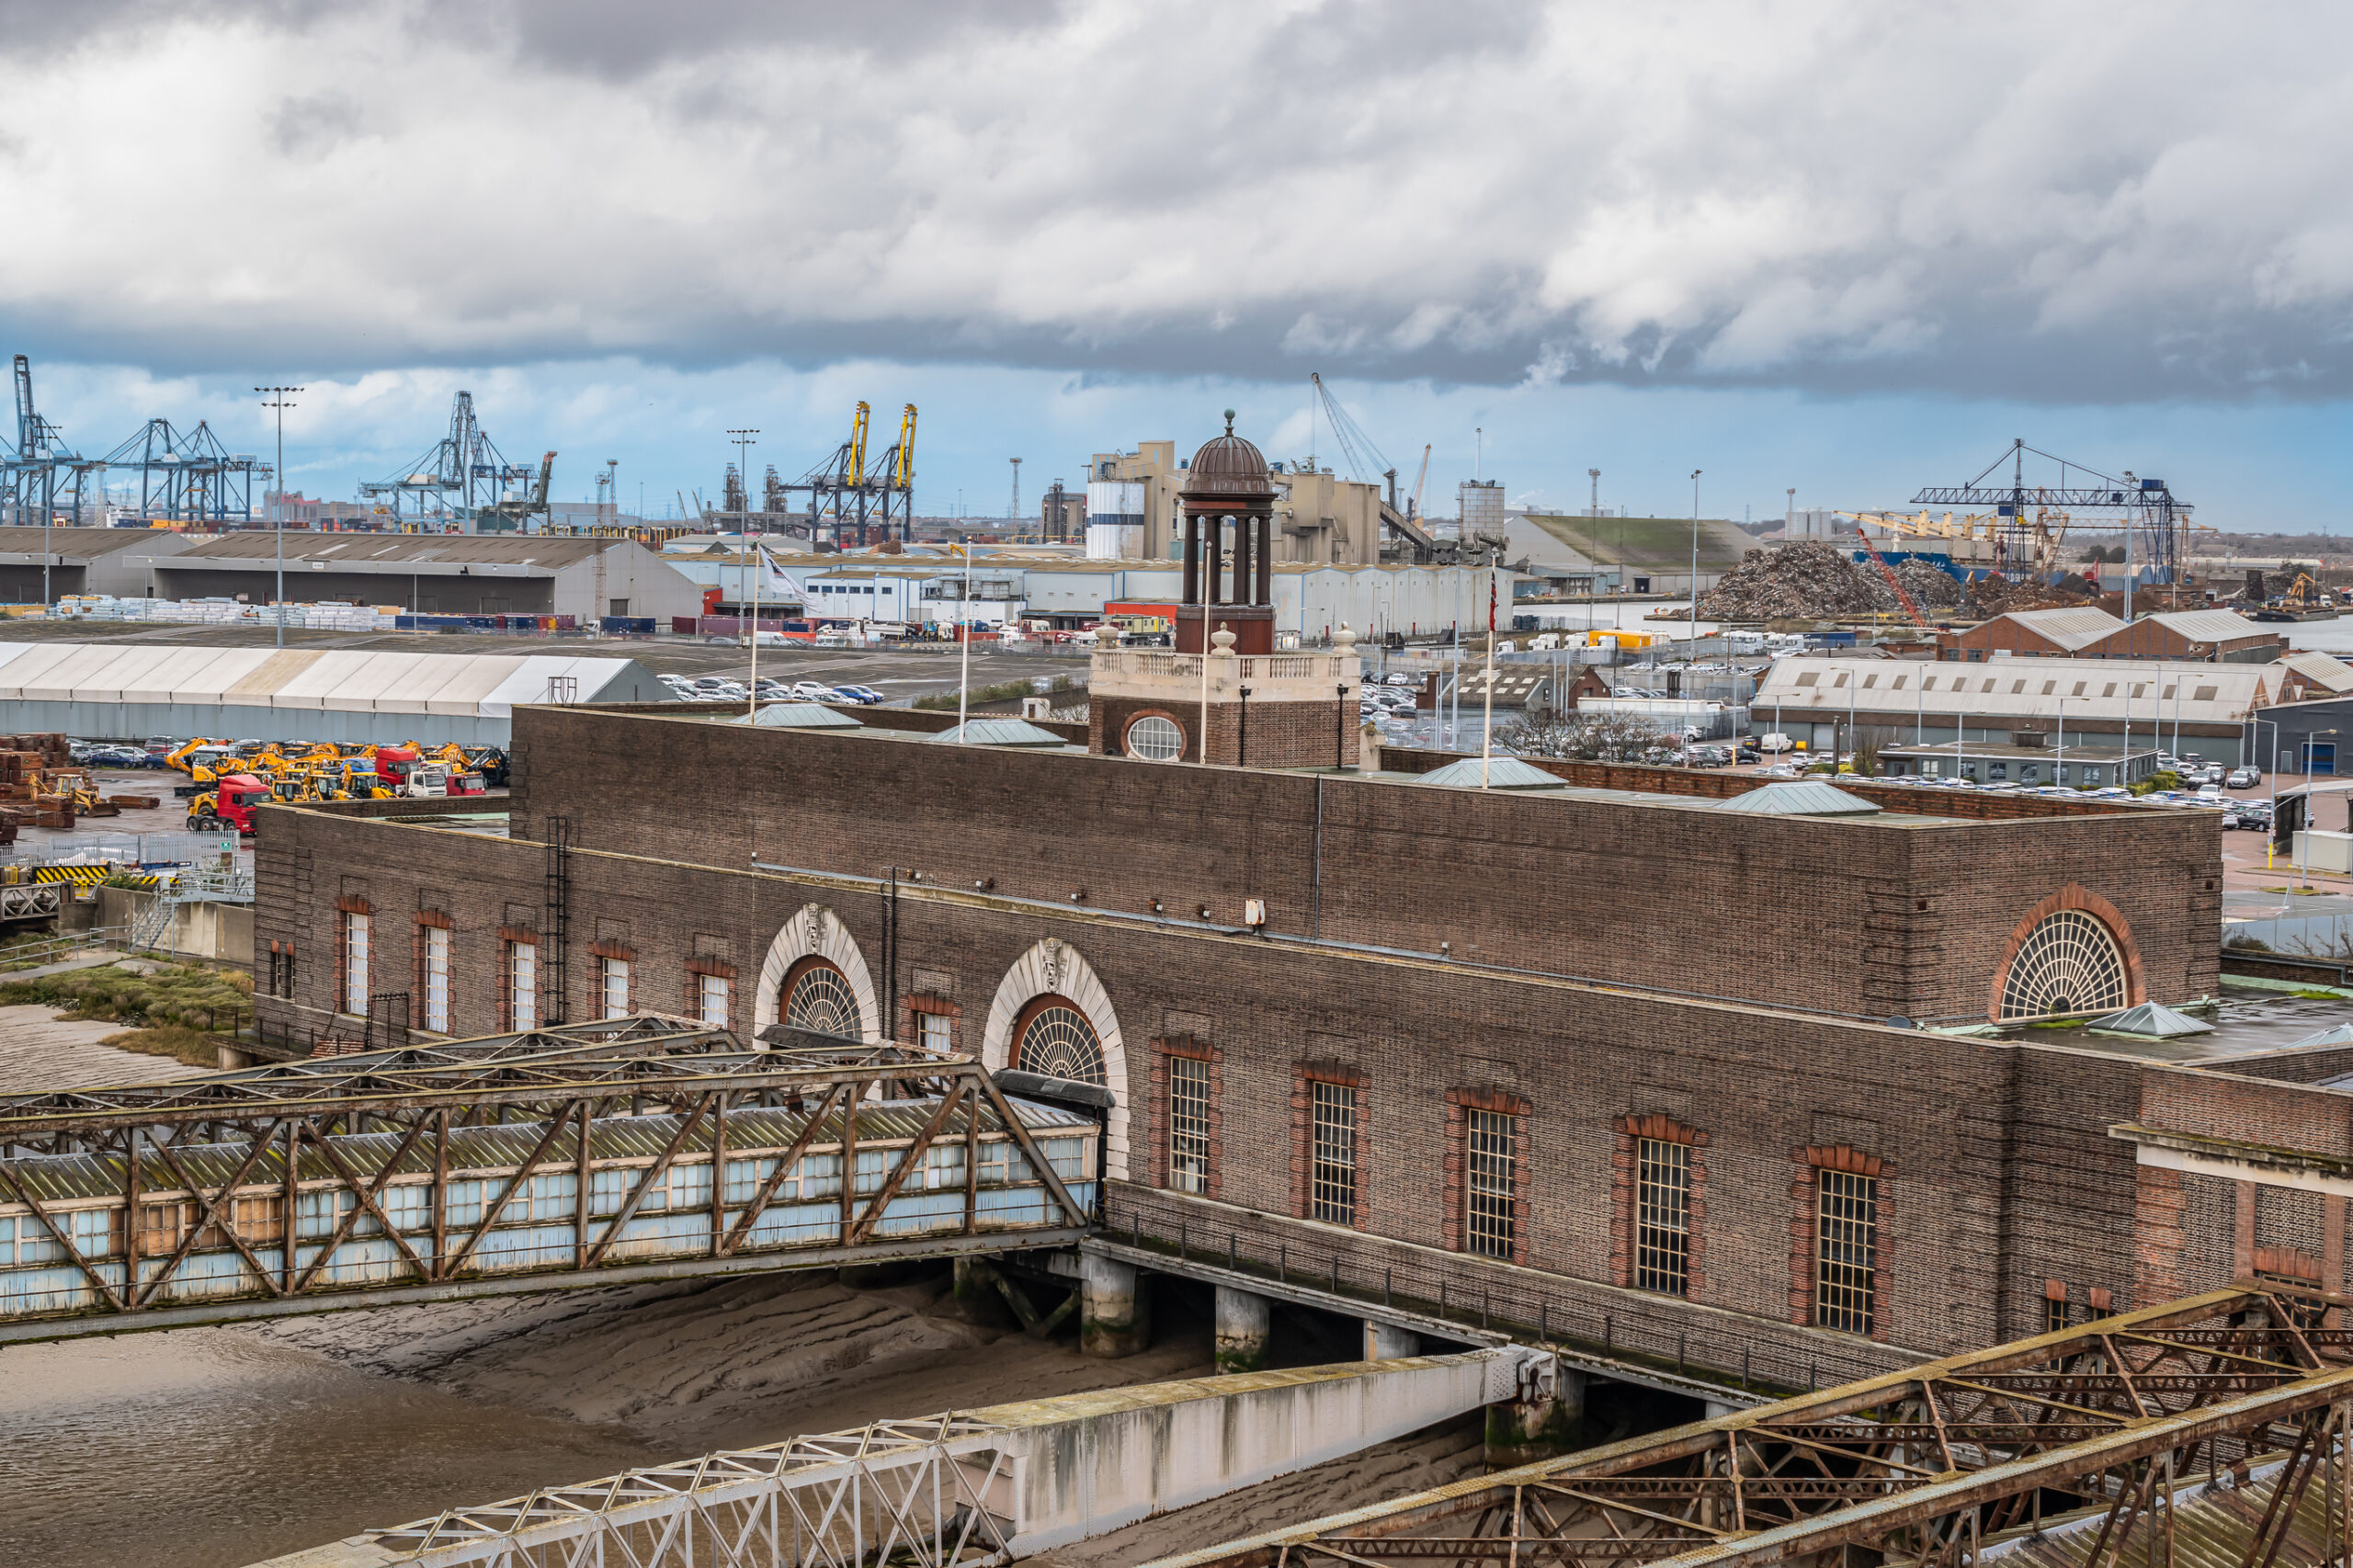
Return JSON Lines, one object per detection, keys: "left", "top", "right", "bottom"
{"left": 1980, "top": 1454, "right": 2318, "bottom": 1565}
{"left": 0, "top": 1096, "right": 1092, "bottom": 1206}
{"left": 0, "top": 642, "right": 649, "bottom": 718}
{"left": 1415, "top": 756, "right": 1568, "bottom": 790}
{"left": 1756, "top": 655, "right": 2273, "bottom": 726}
{"left": 1998, "top": 607, "right": 2125, "bottom": 650}
{"left": 927, "top": 719, "right": 1069, "bottom": 747}
{"left": 0, "top": 526, "right": 166, "bottom": 561}
{"left": 1712, "top": 780, "right": 1881, "bottom": 816}
{"left": 2143, "top": 608, "right": 2275, "bottom": 644}
{"left": 163, "top": 534, "right": 622, "bottom": 568}
{"left": 2282, "top": 650, "right": 2353, "bottom": 692}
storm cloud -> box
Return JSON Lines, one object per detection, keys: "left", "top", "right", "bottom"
{"left": 1, "top": 0, "right": 2347, "bottom": 403}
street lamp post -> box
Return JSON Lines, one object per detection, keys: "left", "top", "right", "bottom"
{"left": 729, "top": 429, "right": 758, "bottom": 717}
{"left": 2302, "top": 728, "right": 2339, "bottom": 889}
{"left": 256, "top": 386, "right": 303, "bottom": 648}
{"left": 2249, "top": 716, "right": 2281, "bottom": 869}
{"left": 1688, "top": 470, "right": 1702, "bottom": 658}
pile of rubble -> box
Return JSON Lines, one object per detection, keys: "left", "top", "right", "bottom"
{"left": 1699, "top": 542, "right": 1967, "bottom": 620}
{"left": 1699, "top": 544, "right": 1881, "bottom": 619}
{"left": 1964, "top": 572, "right": 2099, "bottom": 618}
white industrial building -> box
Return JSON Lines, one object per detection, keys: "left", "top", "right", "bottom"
{"left": 134, "top": 534, "right": 703, "bottom": 623}
{"left": 0, "top": 642, "right": 663, "bottom": 745}
{"left": 1754, "top": 653, "right": 2283, "bottom": 767}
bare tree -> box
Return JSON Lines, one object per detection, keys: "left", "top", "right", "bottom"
{"left": 1493, "top": 709, "right": 1662, "bottom": 762}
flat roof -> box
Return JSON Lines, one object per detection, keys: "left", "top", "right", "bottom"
{"left": 146, "top": 534, "right": 628, "bottom": 572}
{"left": 0, "top": 526, "right": 174, "bottom": 562}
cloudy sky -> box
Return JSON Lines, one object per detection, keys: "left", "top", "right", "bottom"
{"left": 4, "top": 0, "right": 2348, "bottom": 528}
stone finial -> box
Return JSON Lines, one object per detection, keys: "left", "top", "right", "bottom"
{"left": 1332, "top": 622, "right": 1358, "bottom": 653}
{"left": 1210, "top": 622, "right": 1237, "bottom": 657}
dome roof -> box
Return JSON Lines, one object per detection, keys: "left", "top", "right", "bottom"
{"left": 1182, "top": 410, "right": 1276, "bottom": 503}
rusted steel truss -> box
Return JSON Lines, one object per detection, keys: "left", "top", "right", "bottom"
{"left": 1147, "top": 1286, "right": 2353, "bottom": 1568}
{"left": 0, "top": 1016, "right": 1091, "bottom": 1325}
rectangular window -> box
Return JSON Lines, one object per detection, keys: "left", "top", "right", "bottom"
{"left": 422, "top": 926, "right": 450, "bottom": 1034}
{"left": 1465, "top": 1108, "right": 1518, "bottom": 1258}
{"left": 1634, "top": 1137, "right": 1690, "bottom": 1296}
{"left": 1310, "top": 1081, "right": 1357, "bottom": 1225}
{"left": 917, "top": 1011, "right": 949, "bottom": 1052}
{"left": 699, "top": 972, "right": 730, "bottom": 1028}
{"left": 1169, "top": 1055, "right": 1211, "bottom": 1195}
{"left": 2043, "top": 1293, "right": 2069, "bottom": 1335}
{"left": 600, "top": 956, "right": 631, "bottom": 1020}
{"left": 342, "top": 912, "right": 370, "bottom": 1016}
{"left": 1815, "top": 1169, "right": 1878, "bottom": 1335}
{"left": 509, "top": 941, "right": 537, "bottom": 1029}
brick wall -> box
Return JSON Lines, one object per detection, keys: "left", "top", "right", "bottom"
{"left": 256, "top": 804, "right": 2237, "bottom": 1362}
{"left": 503, "top": 707, "right": 2218, "bottom": 1023}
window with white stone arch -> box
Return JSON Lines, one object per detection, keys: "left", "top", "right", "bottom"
{"left": 1997, "top": 909, "right": 2129, "bottom": 1019}
{"left": 982, "top": 937, "right": 1131, "bottom": 1180}
{"left": 753, "top": 903, "right": 881, "bottom": 1042}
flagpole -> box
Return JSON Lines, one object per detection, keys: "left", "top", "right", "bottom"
{"left": 1481, "top": 558, "right": 1498, "bottom": 788}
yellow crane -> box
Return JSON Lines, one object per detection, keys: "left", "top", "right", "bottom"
{"left": 892, "top": 403, "right": 916, "bottom": 489}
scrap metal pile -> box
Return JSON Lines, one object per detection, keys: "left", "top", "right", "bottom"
{"left": 1699, "top": 542, "right": 1965, "bottom": 620}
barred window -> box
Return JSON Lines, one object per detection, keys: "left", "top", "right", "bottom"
{"left": 509, "top": 941, "right": 537, "bottom": 1029}
{"left": 1169, "top": 1055, "right": 1211, "bottom": 1195}
{"left": 600, "top": 956, "right": 631, "bottom": 1020}
{"left": 422, "top": 926, "right": 450, "bottom": 1034}
{"left": 698, "top": 972, "right": 730, "bottom": 1028}
{"left": 1815, "top": 1169, "right": 1878, "bottom": 1335}
{"left": 341, "top": 911, "right": 370, "bottom": 1016}
{"left": 1311, "top": 1080, "right": 1358, "bottom": 1224}
{"left": 1635, "top": 1137, "right": 1690, "bottom": 1296}
{"left": 1466, "top": 1108, "right": 1518, "bottom": 1258}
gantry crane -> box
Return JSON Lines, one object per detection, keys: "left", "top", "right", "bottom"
{"left": 766, "top": 402, "right": 916, "bottom": 547}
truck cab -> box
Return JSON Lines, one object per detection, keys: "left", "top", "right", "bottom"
{"left": 189, "top": 773, "right": 269, "bottom": 835}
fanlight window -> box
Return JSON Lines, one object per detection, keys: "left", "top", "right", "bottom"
{"left": 785, "top": 961, "right": 860, "bottom": 1037}
{"left": 1015, "top": 1001, "right": 1106, "bottom": 1085}
{"left": 1998, "top": 910, "right": 2127, "bottom": 1019}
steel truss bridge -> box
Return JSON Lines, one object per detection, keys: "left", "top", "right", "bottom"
{"left": 0, "top": 1016, "right": 1094, "bottom": 1339}
{"left": 1149, "top": 1285, "right": 2353, "bottom": 1568}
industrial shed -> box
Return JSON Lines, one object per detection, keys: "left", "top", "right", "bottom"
{"left": 131, "top": 533, "right": 704, "bottom": 623}
{"left": 0, "top": 527, "right": 197, "bottom": 603}
{"left": 0, "top": 642, "right": 663, "bottom": 744}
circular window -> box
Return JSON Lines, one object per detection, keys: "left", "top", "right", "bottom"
{"left": 784, "top": 960, "right": 860, "bottom": 1037}
{"left": 1998, "top": 910, "right": 2128, "bottom": 1019}
{"left": 1125, "top": 714, "right": 1184, "bottom": 762}
{"left": 1014, "top": 998, "right": 1106, "bottom": 1085}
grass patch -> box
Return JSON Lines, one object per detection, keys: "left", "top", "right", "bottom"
{"left": 98, "top": 1025, "right": 224, "bottom": 1068}
{"left": 913, "top": 674, "right": 1080, "bottom": 711}
{"left": 0, "top": 960, "right": 252, "bottom": 1033}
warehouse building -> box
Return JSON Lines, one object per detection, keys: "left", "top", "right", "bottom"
{"left": 0, "top": 526, "right": 196, "bottom": 603}
{"left": 1939, "top": 607, "right": 2284, "bottom": 664}
{"left": 1755, "top": 653, "right": 2281, "bottom": 767}
{"left": 1503, "top": 512, "right": 1756, "bottom": 597}
{"left": 0, "top": 642, "right": 661, "bottom": 745}
{"left": 132, "top": 534, "right": 703, "bottom": 623}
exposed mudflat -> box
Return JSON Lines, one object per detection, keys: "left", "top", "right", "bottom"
{"left": 256, "top": 1265, "right": 1222, "bottom": 1454}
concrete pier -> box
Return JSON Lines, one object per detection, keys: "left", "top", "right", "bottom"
{"left": 1214, "top": 1286, "right": 1271, "bottom": 1373}
{"left": 1364, "top": 1320, "right": 1420, "bottom": 1360}
{"left": 1487, "top": 1364, "right": 1584, "bottom": 1466}
{"left": 1081, "top": 1253, "right": 1152, "bottom": 1358}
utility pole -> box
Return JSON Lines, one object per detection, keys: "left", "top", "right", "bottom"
{"left": 729, "top": 429, "right": 758, "bottom": 715}
{"left": 1787, "top": 487, "right": 1796, "bottom": 535}
{"left": 256, "top": 386, "right": 303, "bottom": 647}
{"left": 1008, "top": 458, "right": 1022, "bottom": 526}
{"left": 1688, "top": 470, "right": 1702, "bottom": 664}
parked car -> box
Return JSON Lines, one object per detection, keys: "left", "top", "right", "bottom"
{"left": 2227, "top": 767, "right": 2259, "bottom": 789}
{"left": 832, "top": 684, "right": 885, "bottom": 705}
{"left": 790, "top": 681, "right": 841, "bottom": 701}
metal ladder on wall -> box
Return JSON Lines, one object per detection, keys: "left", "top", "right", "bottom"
{"left": 543, "top": 815, "right": 572, "bottom": 1025}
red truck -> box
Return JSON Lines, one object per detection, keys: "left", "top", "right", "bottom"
{"left": 188, "top": 773, "right": 269, "bottom": 835}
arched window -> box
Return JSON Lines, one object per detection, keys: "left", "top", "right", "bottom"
{"left": 1998, "top": 910, "right": 2128, "bottom": 1019}
{"left": 1013, "top": 995, "right": 1106, "bottom": 1085}
{"left": 783, "top": 957, "right": 860, "bottom": 1037}
{"left": 1125, "top": 714, "right": 1183, "bottom": 762}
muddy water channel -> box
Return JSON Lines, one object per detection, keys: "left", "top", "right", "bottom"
{"left": 0, "top": 1326, "right": 661, "bottom": 1568}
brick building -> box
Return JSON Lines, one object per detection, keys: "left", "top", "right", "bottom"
{"left": 250, "top": 677, "right": 2268, "bottom": 1392}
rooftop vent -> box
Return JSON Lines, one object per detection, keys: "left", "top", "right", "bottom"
{"left": 926, "top": 718, "right": 1068, "bottom": 748}
{"left": 730, "top": 702, "right": 862, "bottom": 730}
{"left": 1713, "top": 780, "right": 1881, "bottom": 817}
{"left": 1413, "top": 756, "right": 1569, "bottom": 790}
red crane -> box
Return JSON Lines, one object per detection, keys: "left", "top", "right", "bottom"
{"left": 1853, "top": 526, "right": 1933, "bottom": 631}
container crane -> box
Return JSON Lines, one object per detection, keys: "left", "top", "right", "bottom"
{"left": 771, "top": 401, "right": 916, "bottom": 547}
{"left": 1306, "top": 371, "right": 1443, "bottom": 562}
